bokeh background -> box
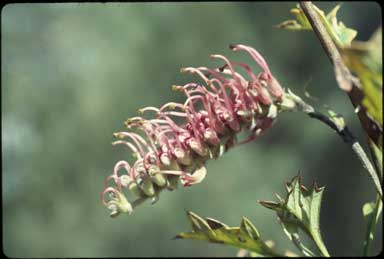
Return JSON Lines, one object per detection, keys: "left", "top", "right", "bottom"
{"left": 2, "top": 2, "right": 382, "bottom": 257}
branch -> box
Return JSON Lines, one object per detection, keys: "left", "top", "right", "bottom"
{"left": 299, "top": 1, "right": 382, "bottom": 151}
{"left": 284, "top": 91, "right": 383, "bottom": 197}
{"left": 308, "top": 111, "right": 382, "bottom": 198}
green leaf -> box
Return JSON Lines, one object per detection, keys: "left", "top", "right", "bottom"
{"left": 341, "top": 27, "right": 383, "bottom": 147}
{"left": 175, "top": 211, "right": 283, "bottom": 257}
{"left": 278, "top": 215, "right": 317, "bottom": 257}
{"left": 259, "top": 175, "right": 330, "bottom": 257}
{"left": 276, "top": 7, "right": 312, "bottom": 31}
{"left": 277, "top": 6, "right": 312, "bottom": 31}
{"left": 362, "top": 196, "right": 383, "bottom": 256}
{"left": 278, "top": 4, "right": 382, "bottom": 149}
{"left": 324, "top": 5, "right": 357, "bottom": 47}
{"left": 277, "top": 4, "right": 357, "bottom": 47}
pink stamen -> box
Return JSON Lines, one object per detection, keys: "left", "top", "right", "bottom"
{"left": 230, "top": 44, "right": 271, "bottom": 75}
{"left": 112, "top": 140, "right": 141, "bottom": 157}
{"left": 104, "top": 174, "right": 121, "bottom": 192}
{"left": 114, "top": 132, "right": 147, "bottom": 157}
{"left": 102, "top": 187, "right": 120, "bottom": 207}
{"left": 210, "top": 54, "right": 242, "bottom": 86}
{"left": 197, "top": 66, "right": 228, "bottom": 84}
{"left": 219, "top": 68, "right": 248, "bottom": 89}
{"left": 159, "top": 102, "right": 186, "bottom": 112}
{"left": 209, "top": 78, "right": 236, "bottom": 111}
{"left": 181, "top": 67, "right": 211, "bottom": 84}
{"left": 220, "top": 62, "right": 258, "bottom": 81}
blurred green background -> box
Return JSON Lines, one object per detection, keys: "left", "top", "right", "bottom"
{"left": 2, "top": 2, "right": 382, "bottom": 257}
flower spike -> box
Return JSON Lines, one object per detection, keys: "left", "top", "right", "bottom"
{"left": 102, "top": 44, "right": 286, "bottom": 217}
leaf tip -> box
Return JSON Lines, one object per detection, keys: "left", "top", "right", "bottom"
{"left": 205, "top": 217, "right": 226, "bottom": 230}
{"left": 258, "top": 200, "right": 280, "bottom": 210}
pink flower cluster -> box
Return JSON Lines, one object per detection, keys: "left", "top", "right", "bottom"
{"left": 102, "top": 44, "right": 284, "bottom": 217}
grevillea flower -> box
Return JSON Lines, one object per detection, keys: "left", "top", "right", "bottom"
{"left": 102, "top": 44, "right": 287, "bottom": 217}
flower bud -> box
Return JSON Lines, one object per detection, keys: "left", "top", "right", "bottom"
{"left": 148, "top": 165, "right": 167, "bottom": 187}
{"left": 237, "top": 110, "right": 252, "bottom": 118}
{"left": 128, "top": 181, "right": 143, "bottom": 198}
{"left": 151, "top": 193, "right": 160, "bottom": 204}
{"left": 160, "top": 153, "right": 171, "bottom": 166}
{"left": 267, "top": 76, "right": 284, "bottom": 99}
{"left": 266, "top": 104, "right": 278, "bottom": 119}
{"left": 138, "top": 176, "right": 156, "bottom": 197}
{"left": 106, "top": 190, "right": 133, "bottom": 217}
{"left": 108, "top": 204, "right": 119, "bottom": 218}
{"left": 120, "top": 175, "right": 131, "bottom": 188}
{"left": 279, "top": 94, "right": 297, "bottom": 111}
{"left": 203, "top": 129, "right": 220, "bottom": 146}
{"left": 173, "top": 147, "right": 191, "bottom": 165}
{"left": 188, "top": 138, "right": 208, "bottom": 157}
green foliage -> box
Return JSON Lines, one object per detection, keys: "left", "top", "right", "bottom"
{"left": 342, "top": 30, "right": 383, "bottom": 251}
{"left": 259, "top": 176, "right": 329, "bottom": 257}
{"left": 276, "top": 6, "right": 312, "bottom": 31}
{"left": 362, "top": 196, "right": 383, "bottom": 256}
{"left": 341, "top": 27, "right": 383, "bottom": 146}
{"left": 175, "top": 211, "right": 283, "bottom": 257}
{"left": 277, "top": 4, "right": 357, "bottom": 47}
{"left": 278, "top": 3, "right": 383, "bottom": 150}
{"left": 177, "top": 176, "right": 330, "bottom": 257}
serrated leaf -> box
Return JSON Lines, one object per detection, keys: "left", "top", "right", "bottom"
{"left": 185, "top": 211, "right": 216, "bottom": 239}
{"left": 175, "top": 211, "right": 282, "bottom": 257}
{"left": 260, "top": 176, "right": 330, "bottom": 257}
{"left": 277, "top": 4, "right": 357, "bottom": 47}
{"left": 258, "top": 200, "right": 282, "bottom": 211}
{"left": 325, "top": 5, "right": 357, "bottom": 47}
{"left": 240, "top": 217, "right": 260, "bottom": 241}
